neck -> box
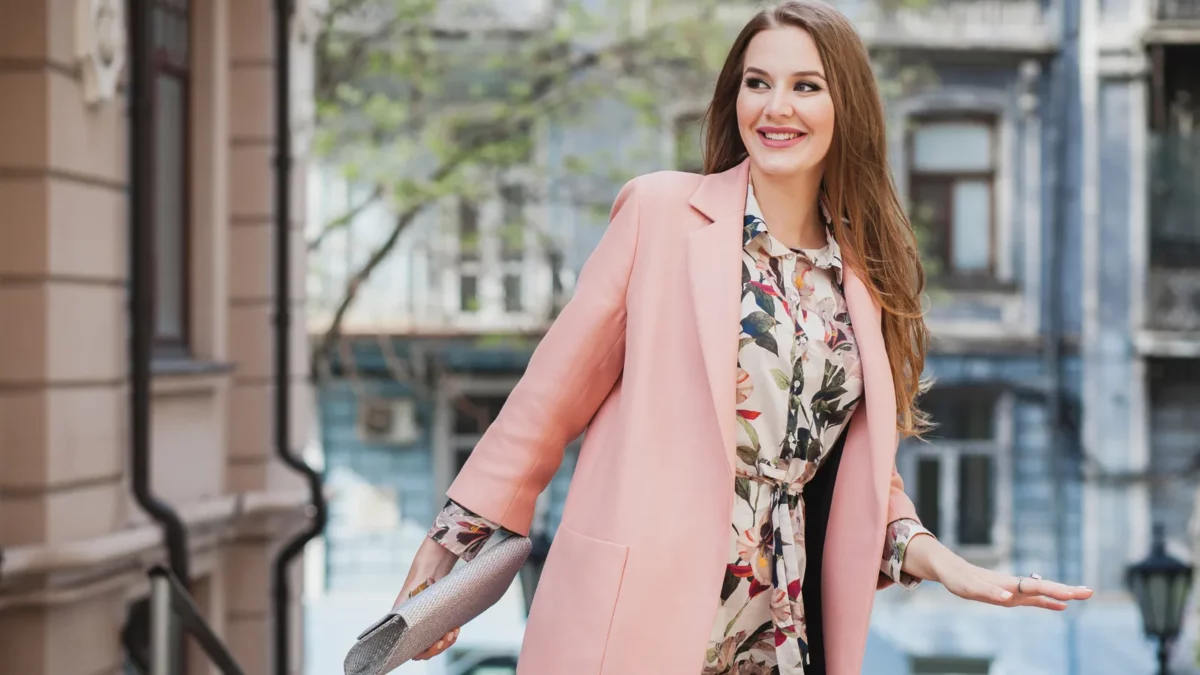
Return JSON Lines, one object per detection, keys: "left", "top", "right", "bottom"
{"left": 748, "top": 164, "right": 826, "bottom": 249}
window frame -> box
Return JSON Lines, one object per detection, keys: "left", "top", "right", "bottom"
{"left": 433, "top": 375, "right": 520, "bottom": 508}
{"left": 146, "top": 0, "right": 193, "bottom": 355}
{"left": 457, "top": 197, "right": 482, "bottom": 313}
{"left": 900, "top": 387, "right": 1014, "bottom": 564}
{"left": 498, "top": 182, "right": 527, "bottom": 314}
{"left": 906, "top": 113, "right": 999, "bottom": 285}
{"left": 440, "top": 115, "right": 542, "bottom": 324}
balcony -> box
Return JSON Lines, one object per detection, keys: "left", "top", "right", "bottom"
{"left": 1158, "top": 0, "right": 1200, "bottom": 21}
{"left": 840, "top": 0, "right": 1059, "bottom": 53}
{"left": 652, "top": 0, "right": 1059, "bottom": 53}
{"left": 1147, "top": 133, "right": 1200, "bottom": 337}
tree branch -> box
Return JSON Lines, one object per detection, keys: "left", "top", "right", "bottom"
{"left": 313, "top": 15, "right": 705, "bottom": 370}
{"left": 307, "top": 183, "right": 385, "bottom": 252}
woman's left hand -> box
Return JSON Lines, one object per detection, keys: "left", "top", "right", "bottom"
{"left": 906, "top": 535, "right": 1094, "bottom": 610}
{"left": 938, "top": 556, "right": 1093, "bottom": 610}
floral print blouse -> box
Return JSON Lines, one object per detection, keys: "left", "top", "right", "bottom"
{"left": 426, "top": 180, "right": 932, "bottom": 674}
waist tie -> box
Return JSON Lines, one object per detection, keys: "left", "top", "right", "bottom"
{"left": 736, "top": 460, "right": 803, "bottom": 496}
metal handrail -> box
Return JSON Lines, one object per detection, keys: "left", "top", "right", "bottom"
{"left": 148, "top": 566, "right": 246, "bottom": 675}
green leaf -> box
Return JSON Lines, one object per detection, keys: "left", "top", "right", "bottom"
{"left": 749, "top": 284, "right": 776, "bottom": 318}
{"left": 735, "top": 476, "right": 750, "bottom": 503}
{"left": 771, "top": 368, "right": 790, "bottom": 391}
{"left": 736, "top": 415, "right": 760, "bottom": 450}
{"left": 720, "top": 565, "right": 741, "bottom": 603}
{"left": 736, "top": 445, "right": 758, "bottom": 466}
{"left": 754, "top": 332, "right": 780, "bottom": 357}
{"left": 742, "top": 310, "right": 776, "bottom": 335}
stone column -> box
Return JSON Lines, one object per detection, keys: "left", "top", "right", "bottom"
{"left": 225, "top": 0, "right": 313, "bottom": 672}
{"left": 0, "top": 0, "right": 130, "bottom": 673}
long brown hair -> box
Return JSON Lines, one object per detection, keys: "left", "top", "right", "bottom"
{"left": 702, "top": 1, "right": 931, "bottom": 437}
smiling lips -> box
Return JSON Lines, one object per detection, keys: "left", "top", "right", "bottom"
{"left": 757, "top": 126, "right": 807, "bottom": 149}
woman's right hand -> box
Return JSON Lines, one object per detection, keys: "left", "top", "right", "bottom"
{"left": 397, "top": 536, "right": 462, "bottom": 660}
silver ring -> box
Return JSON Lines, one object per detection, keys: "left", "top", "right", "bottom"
{"left": 1018, "top": 573, "right": 1042, "bottom": 594}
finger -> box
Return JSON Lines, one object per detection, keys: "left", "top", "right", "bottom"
{"left": 415, "top": 637, "right": 449, "bottom": 660}
{"left": 1018, "top": 577, "right": 1082, "bottom": 601}
{"left": 1015, "top": 594, "right": 1069, "bottom": 611}
{"left": 415, "top": 630, "right": 457, "bottom": 660}
{"left": 961, "top": 577, "right": 1014, "bottom": 605}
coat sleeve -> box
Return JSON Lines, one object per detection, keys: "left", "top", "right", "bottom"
{"left": 444, "top": 178, "right": 642, "bottom": 536}
{"left": 876, "top": 466, "right": 934, "bottom": 589}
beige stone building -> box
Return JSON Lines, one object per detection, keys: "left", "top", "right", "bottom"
{"left": 0, "top": 1, "right": 321, "bottom": 673}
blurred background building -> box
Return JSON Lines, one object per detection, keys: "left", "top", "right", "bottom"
{"left": 0, "top": 1, "right": 322, "bottom": 674}
{"left": 0, "top": 0, "right": 1195, "bottom": 674}
{"left": 303, "top": 1, "right": 1200, "bottom": 674}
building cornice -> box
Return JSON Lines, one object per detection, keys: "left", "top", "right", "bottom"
{"left": 0, "top": 488, "right": 312, "bottom": 608}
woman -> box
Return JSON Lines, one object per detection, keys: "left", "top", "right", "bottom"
{"left": 397, "top": 2, "right": 1092, "bottom": 673}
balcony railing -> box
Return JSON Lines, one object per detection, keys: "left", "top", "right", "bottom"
{"left": 843, "top": 0, "right": 1059, "bottom": 51}
{"left": 653, "top": 0, "right": 1059, "bottom": 51}
{"left": 1158, "top": 0, "right": 1200, "bottom": 21}
{"left": 1148, "top": 132, "right": 1200, "bottom": 332}
{"left": 149, "top": 567, "right": 245, "bottom": 675}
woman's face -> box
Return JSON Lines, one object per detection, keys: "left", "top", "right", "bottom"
{"left": 736, "top": 25, "right": 835, "bottom": 180}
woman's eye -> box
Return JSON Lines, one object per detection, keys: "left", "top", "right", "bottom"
{"left": 744, "top": 77, "right": 768, "bottom": 89}
{"left": 795, "top": 82, "right": 820, "bottom": 93}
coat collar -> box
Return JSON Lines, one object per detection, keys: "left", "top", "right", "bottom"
{"left": 683, "top": 158, "right": 894, "bottom": 480}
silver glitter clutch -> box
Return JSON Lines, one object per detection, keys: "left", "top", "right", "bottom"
{"left": 343, "top": 535, "right": 532, "bottom": 675}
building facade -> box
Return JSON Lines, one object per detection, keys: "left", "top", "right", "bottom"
{"left": 0, "top": 1, "right": 321, "bottom": 674}
{"left": 307, "top": 0, "right": 1200, "bottom": 673}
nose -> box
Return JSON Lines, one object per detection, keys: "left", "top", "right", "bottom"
{"left": 764, "top": 88, "right": 793, "bottom": 119}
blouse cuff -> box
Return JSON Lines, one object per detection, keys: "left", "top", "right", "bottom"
{"left": 427, "top": 499, "right": 501, "bottom": 562}
{"left": 881, "top": 518, "right": 935, "bottom": 589}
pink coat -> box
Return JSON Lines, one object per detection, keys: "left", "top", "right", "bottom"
{"left": 447, "top": 158, "right": 921, "bottom": 674}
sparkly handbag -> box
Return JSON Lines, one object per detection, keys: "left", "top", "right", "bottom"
{"left": 343, "top": 535, "right": 532, "bottom": 675}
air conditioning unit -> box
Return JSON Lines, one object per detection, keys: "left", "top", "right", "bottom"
{"left": 357, "top": 397, "right": 419, "bottom": 445}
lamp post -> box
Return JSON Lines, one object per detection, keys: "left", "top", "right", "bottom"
{"left": 1127, "top": 525, "right": 1194, "bottom": 675}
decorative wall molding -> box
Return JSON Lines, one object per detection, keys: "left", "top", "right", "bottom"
{"left": 74, "top": 0, "right": 125, "bottom": 106}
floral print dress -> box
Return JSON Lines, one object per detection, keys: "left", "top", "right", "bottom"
{"left": 426, "top": 180, "right": 932, "bottom": 674}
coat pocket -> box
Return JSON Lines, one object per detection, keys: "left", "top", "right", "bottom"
{"left": 517, "top": 525, "right": 629, "bottom": 674}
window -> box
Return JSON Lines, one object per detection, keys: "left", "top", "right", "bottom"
{"left": 500, "top": 184, "right": 525, "bottom": 313}
{"left": 503, "top": 274, "right": 523, "bottom": 312}
{"left": 459, "top": 274, "right": 479, "bottom": 312}
{"left": 450, "top": 394, "right": 509, "bottom": 477}
{"left": 149, "top": 0, "right": 192, "bottom": 352}
{"left": 673, "top": 111, "right": 705, "bottom": 173}
{"left": 908, "top": 117, "right": 996, "bottom": 282}
{"left": 458, "top": 199, "right": 481, "bottom": 312}
{"left": 905, "top": 387, "right": 1006, "bottom": 551}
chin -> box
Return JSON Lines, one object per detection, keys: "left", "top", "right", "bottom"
{"left": 750, "top": 154, "right": 809, "bottom": 178}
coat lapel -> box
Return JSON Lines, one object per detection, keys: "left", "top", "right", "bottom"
{"left": 682, "top": 157, "right": 898, "bottom": 489}
{"left": 840, "top": 264, "right": 898, "bottom": 499}
{"left": 685, "top": 159, "right": 750, "bottom": 478}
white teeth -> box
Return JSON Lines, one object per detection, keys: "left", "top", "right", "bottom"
{"left": 763, "top": 132, "right": 800, "bottom": 140}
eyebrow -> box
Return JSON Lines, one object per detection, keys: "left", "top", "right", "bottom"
{"left": 744, "top": 66, "right": 827, "bottom": 81}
